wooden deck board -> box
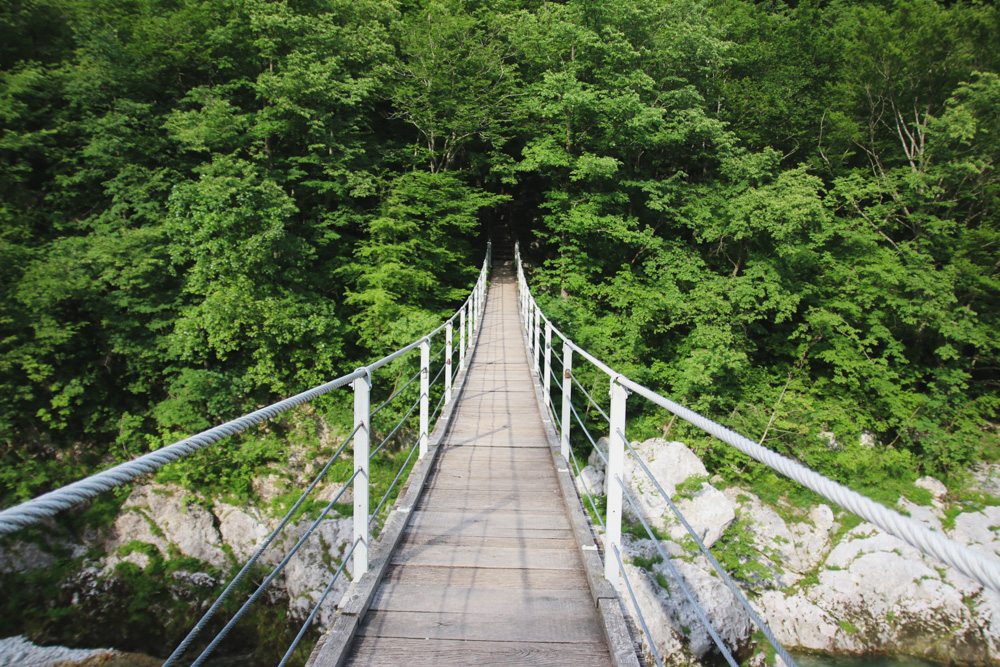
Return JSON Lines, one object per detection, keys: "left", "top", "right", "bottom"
{"left": 342, "top": 268, "right": 612, "bottom": 666}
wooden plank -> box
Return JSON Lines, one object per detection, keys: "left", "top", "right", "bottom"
{"left": 379, "top": 564, "right": 590, "bottom": 590}
{"left": 370, "top": 583, "right": 595, "bottom": 614}
{"left": 390, "top": 545, "right": 583, "bottom": 570}
{"left": 348, "top": 637, "right": 612, "bottom": 667}
{"left": 356, "top": 609, "right": 605, "bottom": 644}
{"left": 398, "top": 530, "right": 577, "bottom": 550}
{"left": 408, "top": 509, "right": 570, "bottom": 530}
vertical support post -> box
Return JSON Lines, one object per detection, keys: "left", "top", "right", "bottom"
{"left": 533, "top": 306, "right": 542, "bottom": 374}
{"left": 353, "top": 370, "right": 371, "bottom": 576}
{"left": 561, "top": 342, "right": 573, "bottom": 461}
{"left": 543, "top": 323, "right": 553, "bottom": 408}
{"left": 419, "top": 338, "right": 430, "bottom": 459}
{"left": 471, "top": 287, "right": 478, "bottom": 337}
{"left": 527, "top": 301, "right": 535, "bottom": 360}
{"left": 459, "top": 307, "right": 467, "bottom": 371}
{"left": 606, "top": 376, "right": 628, "bottom": 583}
{"left": 445, "top": 320, "right": 453, "bottom": 405}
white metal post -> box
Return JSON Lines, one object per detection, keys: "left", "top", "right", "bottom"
{"left": 353, "top": 371, "right": 371, "bottom": 575}
{"left": 419, "top": 338, "right": 430, "bottom": 459}
{"left": 459, "top": 307, "right": 467, "bottom": 371}
{"left": 561, "top": 342, "right": 573, "bottom": 461}
{"left": 445, "top": 321, "right": 453, "bottom": 405}
{"left": 543, "top": 322, "right": 553, "bottom": 408}
{"left": 606, "top": 376, "right": 628, "bottom": 583}
{"left": 533, "top": 306, "right": 542, "bottom": 374}
{"left": 527, "top": 301, "right": 535, "bottom": 360}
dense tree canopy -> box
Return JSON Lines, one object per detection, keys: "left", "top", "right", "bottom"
{"left": 1, "top": 0, "right": 998, "bottom": 510}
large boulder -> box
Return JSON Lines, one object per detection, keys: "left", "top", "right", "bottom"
{"left": 620, "top": 439, "right": 735, "bottom": 548}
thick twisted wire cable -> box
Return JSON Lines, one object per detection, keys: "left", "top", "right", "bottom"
{"left": 371, "top": 368, "right": 421, "bottom": 418}
{"left": 615, "top": 475, "right": 741, "bottom": 667}
{"left": 190, "top": 470, "right": 360, "bottom": 667}
{"left": 620, "top": 431, "right": 797, "bottom": 667}
{"left": 276, "top": 536, "right": 362, "bottom": 667}
{"left": 611, "top": 543, "right": 666, "bottom": 667}
{"left": 571, "top": 372, "right": 612, "bottom": 423}
{"left": 370, "top": 394, "right": 420, "bottom": 461}
{"left": 162, "top": 423, "right": 362, "bottom": 667}
{"left": 369, "top": 440, "right": 420, "bottom": 528}
{"left": 618, "top": 379, "right": 1000, "bottom": 594}
{"left": 0, "top": 368, "right": 366, "bottom": 538}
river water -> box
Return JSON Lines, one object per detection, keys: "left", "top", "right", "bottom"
{"left": 793, "top": 653, "right": 943, "bottom": 667}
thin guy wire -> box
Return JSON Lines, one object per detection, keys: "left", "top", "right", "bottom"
{"left": 565, "top": 439, "right": 605, "bottom": 530}
{"left": 370, "top": 394, "right": 420, "bottom": 460}
{"left": 161, "top": 423, "right": 362, "bottom": 667}
{"left": 191, "top": 469, "right": 361, "bottom": 667}
{"left": 276, "top": 536, "right": 362, "bottom": 667}
{"left": 432, "top": 343, "right": 446, "bottom": 362}
{"left": 571, "top": 372, "right": 612, "bottom": 423}
{"left": 568, "top": 399, "right": 609, "bottom": 468}
{"left": 620, "top": 430, "right": 797, "bottom": 667}
{"left": 369, "top": 441, "right": 420, "bottom": 527}
{"left": 371, "top": 368, "right": 421, "bottom": 418}
{"left": 0, "top": 368, "right": 365, "bottom": 537}
{"left": 429, "top": 390, "right": 448, "bottom": 425}
{"left": 615, "top": 475, "right": 741, "bottom": 667}
{"left": 429, "top": 362, "right": 446, "bottom": 388}
{"left": 612, "top": 543, "right": 665, "bottom": 667}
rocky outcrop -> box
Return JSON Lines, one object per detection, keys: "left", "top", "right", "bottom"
{"left": 576, "top": 438, "right": 1000, "bottom": 667}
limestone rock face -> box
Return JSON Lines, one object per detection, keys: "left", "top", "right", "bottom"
{"left": 109, "top": 484, "right": 227, "bottom": 569}
{"left": 620, "top": 439, "right": 735, "bottom": 548}
{"left": 96, "top": 482, "right": 354, "bottom": 630}
{"left": 758, "top": 521, "right": 1000, "bottom": 665}
{"left": 613, "top": 534, "right": 753, "bottom": 665}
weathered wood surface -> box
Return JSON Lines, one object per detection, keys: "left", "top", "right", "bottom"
{"left": 342, "top": 268, "right": 614, "bottom": 666}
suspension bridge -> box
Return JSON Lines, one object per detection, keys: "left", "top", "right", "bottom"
{"left": 2, "top": 242, "right": 1000, "bottom": 667}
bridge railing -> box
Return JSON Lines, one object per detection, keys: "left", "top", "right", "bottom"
{"left": 513, "top": 242, "right": 1000, "bottom": 667}
{"left": 0, "top": 243, "right": 491, "bottom": 666}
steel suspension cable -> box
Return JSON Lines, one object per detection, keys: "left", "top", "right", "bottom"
{"left": 617, "top": 380, "right": 1000, "bottom": 594}
{"left": 162, "top": 423, "right": 362, "bottom": 667}
{"left": 370, "top": 394, "right": 420, "bottom": 460}
{"left": 620, "top": 430, "right": 797, "bottom": 667}
{"left": 191, "top": 469, "right": 361, "bottom": 666}
{"left": 369, "top": 440, "right": 420, "bottom": 528}
{"left": 0, "top": 369, "right": 365, "bottom": 537}
{"left": 570, "top": 372, "right": 612, "bottom": 423}
{"left": 371, "top": 368, "right": 421, "bottom": 418}
{"left": 276, "top": 536, "right": 362, "bottom": 667}
{"left": 611, "top": 543, "right": 665, "bottom": 667}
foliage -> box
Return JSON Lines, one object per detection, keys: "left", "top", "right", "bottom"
{"left": 1, "top": 0, "right": 999, "bottom": 656}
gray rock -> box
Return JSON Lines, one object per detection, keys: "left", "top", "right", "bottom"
{"left": 109, "top": 484, "right": 228, "bottom": 569}
{"left": 588, "top": 436, "right": 610, "bottom": 471}
{"left": 915, "top": 476, "right": 948, "bottom": 504}
{"left": 576, "top": 465, "right": 605, "bottom": 498}
{"left": 618, "top": 439, "right": 734, "bottom": 547}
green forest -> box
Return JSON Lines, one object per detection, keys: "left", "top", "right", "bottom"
{"left": 1, "top": 0, "right": 999, "bottom": 512}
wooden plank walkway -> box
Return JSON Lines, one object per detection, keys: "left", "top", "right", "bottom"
{"left": 342, "top": 267, "right": 614, "bottom": 666}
